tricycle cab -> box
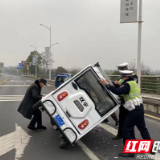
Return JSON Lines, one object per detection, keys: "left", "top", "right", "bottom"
{"left": 36, "top": 63, "right": 120, "bottom": 147}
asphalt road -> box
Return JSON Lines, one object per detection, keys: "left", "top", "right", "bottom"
{"left": 0, "top": 75, "right": 160, "bottom": 160}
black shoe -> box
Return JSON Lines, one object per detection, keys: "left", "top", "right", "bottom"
{"left": 28, "top": 125, "right": 37, "bottom": 130}
{"left": 37, "top": 126, "right": 47, "bottom": 130}
{"left": 115, "top": 121, "right": 119, "bottom": 126}
{"left": 119, "top": 153, "right": 134, "bottom": 158}
{"left": 112, "top": 135, "right": 123, "bottom": 140}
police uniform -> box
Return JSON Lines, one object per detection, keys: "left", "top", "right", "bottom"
{"left": 104, "top": 70, "right": 151, "bottom": 157}
{"left": 113, "top": 63, "right": 137, "bottom": 140}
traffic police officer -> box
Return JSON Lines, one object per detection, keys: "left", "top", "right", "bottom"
{"left": 116, "top": 62, "right": 138, "bottom": 84}
{"left": 112, "top": 62, "right": 138, "bottom": 140}
{"left": 100, "top": 70, "right": 152, "bottom": 158}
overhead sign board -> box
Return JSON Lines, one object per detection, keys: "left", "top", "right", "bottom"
{"left": 45, "top": 47, "right": 53, "bottom": 69}
{"left": 21, "top": 61, "right": 29, "bottom": 66}
{"left": 32, "top": 57, "right": 37, "bottom": 66}
{"left": 120, "top": 0, "right": 138, "bottom": 23}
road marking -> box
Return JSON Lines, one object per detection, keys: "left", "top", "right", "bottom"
{"left": 98, "top": 123, "right": 117, "bottom": 136}
{"left": 0, "top": 95, "right": 24, "bottom": 97}
{"left": 0, "top": 84, "right": 52, "bottom": 87}
{"left": 99, "top": 124, "right": 160, "bottom": 160}
{"left": 0, "top": 124, "right": 31, "bottom": 160}
{"left": 77, "top": 141, "right": 100, "bottom": 160}
{"left": 145, "top": 114, "right": 160, "bottom": 121}
{"left": 0, "top": 85, "right": 30, "bottom": 87}
{"left": 0, "top": 77, "right": 10, "bottom": 85}
{"left": 0, "top": 100, "right": 22, "bottom": 101}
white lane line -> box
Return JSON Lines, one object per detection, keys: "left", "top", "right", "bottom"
{"left": 0, "top": 95, "right": 24, "bottom": 97}
{"left": 77, "top": 141, "right": 100, "bottom": 160}
{"left": 99, "top": 123, "right": 160, "bottom": 160}
{"left": 154, "top": 153, "right": 160, "bottom": 160}
{"left": 0, "top": 100, "right": 22, "bottom": 102}
{"left": 0, "top": 85, "right": 30, "bottom": 87}
{"left": 98, "top": 123, "right": 117, "bottom": 136}
{"left": 0, "top": 85, "right": 52, "bottom": 87}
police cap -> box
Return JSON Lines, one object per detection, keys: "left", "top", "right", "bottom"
{"left": 119, "top": 70, "right": 133, "bottom": 77}
{"left": 116, "top": 62, "right": 128, "bottom": 70}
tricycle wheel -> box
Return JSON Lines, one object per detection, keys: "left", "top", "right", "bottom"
{"left": 59, "top": 140, "right": 69, "bottom": 149}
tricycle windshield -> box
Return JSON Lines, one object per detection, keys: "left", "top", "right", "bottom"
{"left": 75, "top": 69, "right": 117, "bottom": 117}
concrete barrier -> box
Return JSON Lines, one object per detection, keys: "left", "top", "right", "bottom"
{"left": 143, "top": 98, "right": 160, "bottom": 114}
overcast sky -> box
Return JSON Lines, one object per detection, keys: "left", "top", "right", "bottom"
{"left": 0, "top": 0, "right": 160, "bottom": 70}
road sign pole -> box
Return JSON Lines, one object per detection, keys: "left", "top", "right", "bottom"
{"left": 35, "top": 64, "right": 37, "bottom": 78}
{"left": 49, "top": 26, "right": 52, "bottom": 80}
{"left": 137, "top": 0, "right": 142, "bottom": 88}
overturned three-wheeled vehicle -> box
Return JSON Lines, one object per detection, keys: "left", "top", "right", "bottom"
{"left": 33, "top": 63, "right": 120, "bottom": 149}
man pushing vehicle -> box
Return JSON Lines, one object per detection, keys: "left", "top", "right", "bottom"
{"left": 18, "top": 78, "right": 47, "bottom": 130}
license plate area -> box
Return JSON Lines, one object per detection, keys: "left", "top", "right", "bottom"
{"left": 54, "top": 115, "right": 65, "bottom": 127}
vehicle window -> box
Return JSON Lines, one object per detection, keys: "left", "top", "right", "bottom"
{"left": 75, "top": 70, "right": 117, "bottom": 117}
{"left": 56, "top": 76, "right": 67, "bottom": 83}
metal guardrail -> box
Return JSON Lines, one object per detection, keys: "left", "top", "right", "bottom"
{"left": 24, "top": 75, "right": 160, "bottom": 95}
{"left": 107, "top": 75, "right": 160, "bottom": 95}
{"left": 24, "top": 76, "right": 55, "bottom": 85}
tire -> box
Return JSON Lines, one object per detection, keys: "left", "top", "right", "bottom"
{"left": 59, "top": 134, "right": 66, "bottom": 140}
{"left": 33, "top": 101, "right": 42, "bottom": 110}
{"left": 50, "top": 119, "right": 56, "bottom": 125}
{"left": 59, "top": 140, "right": 69, "bottom": 149}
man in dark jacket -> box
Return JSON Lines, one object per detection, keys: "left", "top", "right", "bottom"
{"left": 18, "top": 78, "right": 47, "bottom": 130}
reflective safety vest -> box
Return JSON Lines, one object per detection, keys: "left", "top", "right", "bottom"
{"left": 119, "top": 73, "right": 136, "bottom": 85}
{"left": 121, "top": 81, "right": 141, "bottom": 102}
{"left": 119, "top": 79, "right": 123, "bottom": 84}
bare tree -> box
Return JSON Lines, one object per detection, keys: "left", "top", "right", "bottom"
{"left": 154, "top": 70, "right": 160, "bottom": 75}
{"left": 141, "top": 62, "right": 153, "bottom": 75}
{"left": 68, "top": 67, "right": 81, "bottom": 75}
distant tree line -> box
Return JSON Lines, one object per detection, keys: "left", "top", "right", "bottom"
{"left": 2, "top": 50, "right": 160, "bottom": 77}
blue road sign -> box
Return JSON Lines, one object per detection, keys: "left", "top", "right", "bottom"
{"left": 17, "top": 63, "right": 23, "bottom": 69}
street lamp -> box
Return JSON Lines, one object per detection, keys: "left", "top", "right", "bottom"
{"left": 30, "top": 45, "right": 38, "bottom": 78}
{"left": 51, "top": 43, "right": 58, "bottom": 47}
{"left": 30, "top": 45, "right": 37, "bottom": 50}
{"left": 40, "top": 24, "right": 52, "bottom": 80}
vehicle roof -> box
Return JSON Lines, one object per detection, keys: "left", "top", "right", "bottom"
{"left": 56, "top": 73, "right": 72, "bottom": 76}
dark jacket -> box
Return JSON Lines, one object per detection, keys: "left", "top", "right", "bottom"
{"left": 106, "top": 77, "right": 134, "bottom": 98}
{"left": 17, "top": 80, "right": 42, "bottom": 119}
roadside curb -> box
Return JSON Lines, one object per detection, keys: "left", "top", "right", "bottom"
{"left": 0, "top": 77, "right": 10, "bottom": 85}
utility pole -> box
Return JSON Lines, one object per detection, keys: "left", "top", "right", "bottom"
{"left": 137, "top": 0, "right": 143, "bottom": 88}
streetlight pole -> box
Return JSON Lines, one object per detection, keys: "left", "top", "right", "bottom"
{"left": 40, "top": 24, "right": 52, "bottom": 80}
{"left": 137, "top": 0, "right": 143, "bottom": 88}
{"left": 30, "top": 45, "right": 37, "bottom": 78}
{"left": 134, "top": 59, "right": 136, "bottom": 73}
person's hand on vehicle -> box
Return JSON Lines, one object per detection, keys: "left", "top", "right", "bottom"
{"left": 114, "top": 81, "right": 121, "bottom": 86}
{"left": 99, "top": 79, "right": 109, "bottom": 86}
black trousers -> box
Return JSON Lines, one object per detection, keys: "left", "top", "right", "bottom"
{"left": 105, "top": 112, "right": 119, "bottom": 122}
{"left": 29, "top": 108, "right": 42, "bottom": 127}
{"left": 117, "top": 105, "right": 129, "bottom": 136}
{"left": 123, "top": 105, "right": 151, "bottom": 144}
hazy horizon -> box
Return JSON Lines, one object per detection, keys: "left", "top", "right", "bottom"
{"left": 0, "top": 0, "right": 160, "bottom": 71}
